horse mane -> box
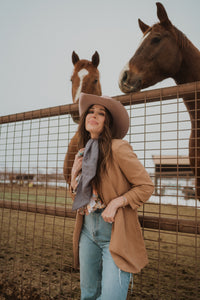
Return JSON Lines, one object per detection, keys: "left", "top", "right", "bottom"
{"left": 173, "top": 26, "right": 191, "bottom": 49}
{"left": 75, "top": 60, "right": 91, "bottom": 69}
{"left": 148, "top": 22, "right": 192, "bottom": 50}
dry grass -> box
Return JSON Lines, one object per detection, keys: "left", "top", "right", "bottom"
{"left": 0, "top": 208, "right": 79, "bottom": 299}
{"left": 0, "top": 185, "right": 200, "bottom": 299}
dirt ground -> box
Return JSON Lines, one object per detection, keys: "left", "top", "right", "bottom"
{"left": 0, "top": 196, "right": 200, "bottom": 299}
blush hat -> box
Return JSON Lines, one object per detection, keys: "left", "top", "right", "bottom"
{"left": 79, "top": 92, "right": 129, "bottom": 139}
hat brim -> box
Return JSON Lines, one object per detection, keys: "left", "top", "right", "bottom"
{"left": 79, "top": 93, "right": 129, "bottom": 139}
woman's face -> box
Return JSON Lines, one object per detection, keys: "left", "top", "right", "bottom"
{"left": 85, "top": 104, "right": 106, "bottom": 139}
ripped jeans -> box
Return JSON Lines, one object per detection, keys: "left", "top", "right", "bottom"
{"left": 79, "top": 209, "right": 132, "bottom": 300}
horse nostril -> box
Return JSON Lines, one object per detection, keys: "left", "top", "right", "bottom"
{"left": 122, "top": 71, "right": 128, "bottom": 83}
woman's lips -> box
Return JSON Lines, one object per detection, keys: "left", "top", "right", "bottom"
{"left": 88, "top": 120, "right": 98, "bottom": 125}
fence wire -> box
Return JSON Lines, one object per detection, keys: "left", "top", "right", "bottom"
{"left": 0, "top": 82, "right": 200, "bottom": 299}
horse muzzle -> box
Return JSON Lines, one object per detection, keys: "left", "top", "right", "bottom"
{"left": 119, "top": 71, "right": 142, "bottom": 93}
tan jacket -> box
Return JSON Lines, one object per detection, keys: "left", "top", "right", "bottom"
{"left": 72, "top": 139, "right": 154, "bottom": 273}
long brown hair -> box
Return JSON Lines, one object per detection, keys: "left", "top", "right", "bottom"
{"left": 77, "top": 105, "right": 113, "bottom": 192}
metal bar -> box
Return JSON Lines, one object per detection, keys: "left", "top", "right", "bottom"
{"left": 0, "top": 200, "right": 199, "bottom": 234}
{"left": 1, "top": 81, "right": 200, "bottom": 124}
{"left": 139, "top": 215, "right": 200, "bottom": 235}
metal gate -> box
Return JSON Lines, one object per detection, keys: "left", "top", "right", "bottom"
{"left": 0, "top": 82, "right": 199, "bottom": 299}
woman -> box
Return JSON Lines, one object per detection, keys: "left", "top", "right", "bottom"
{"left": 70, "top": 92, "right": 154, "bottom": 300}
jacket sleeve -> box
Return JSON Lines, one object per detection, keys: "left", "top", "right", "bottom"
{"left": 113, "top": 140, "right": 154, "bottom": 210}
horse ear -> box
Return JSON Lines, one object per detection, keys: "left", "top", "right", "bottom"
{"left": 91, "top": 51, "right": 100, "bottom": 67}
{"left": 156, "top": 2, "right": 171, "bottom": 26}
{"left": 72, "top": 51, "right": 80, "bottom": 65}
{"left": 138, "top": 19, "right": 150, "bottom": 33}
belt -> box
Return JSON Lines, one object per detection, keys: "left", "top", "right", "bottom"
{"left": 93, "top": 208, "right": 105, "bottom": 214}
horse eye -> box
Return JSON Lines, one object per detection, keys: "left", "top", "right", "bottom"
{"left": 94, "top": 79, "right": 98, "bottom": 84}
{"left": 151, "top": 37, "right": 161, "bottom": 44}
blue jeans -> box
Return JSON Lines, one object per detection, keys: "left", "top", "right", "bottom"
{"left": 79, "top": 209, "right": 132, "bottom": 300}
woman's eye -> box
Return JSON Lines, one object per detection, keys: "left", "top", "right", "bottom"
{"left": 87, "top": 110, "right": 105, "bottom": 116}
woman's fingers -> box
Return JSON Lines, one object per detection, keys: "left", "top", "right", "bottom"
{"left": 101, "top": 209, "right": 115, "bottom": 223}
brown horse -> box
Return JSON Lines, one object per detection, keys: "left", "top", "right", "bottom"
{"left": 119, "top": 2, "right": 200, "bottom": 198}
{"left": 63, "top": 51, "right": 102, "bottom": 184}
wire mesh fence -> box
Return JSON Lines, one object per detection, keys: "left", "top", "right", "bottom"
{"left": 0, "top": 82, "right": 200, "bottom": 299}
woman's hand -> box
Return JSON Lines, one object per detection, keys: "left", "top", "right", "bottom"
{"left": 101, "top": 196, "right": 127, "bottom": 223}
{"left": 71, "top": 148, "right": 85, "bottom": 190}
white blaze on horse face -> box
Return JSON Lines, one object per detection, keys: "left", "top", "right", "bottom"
{"left": 74, "top": 68, "right": 89, "bottom": 102}
{"left": 119, "top": 31, "right": 150, "bottom": 88}
{"left": 118, "top": 62, "right": 130, "bottom": 88}
{"left": 136, "top": 31, "right": 151, "bottom": 50}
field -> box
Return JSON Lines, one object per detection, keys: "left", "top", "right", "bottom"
{"left": 0, "top": 184, "right": 71, "bottom": 207}
{"left": 0, "top": 184, "right": 200, "bottom": 299}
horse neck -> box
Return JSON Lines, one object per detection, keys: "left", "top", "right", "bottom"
{"left": 173, "top": 37, "right": 200, "bottom": 122}
{"left": 174, "top": 42, "right": 200, "bottom": 85}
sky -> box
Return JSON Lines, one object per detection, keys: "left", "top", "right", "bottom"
{"left": 1, "top": 0, "right": 200, "bottom": 116}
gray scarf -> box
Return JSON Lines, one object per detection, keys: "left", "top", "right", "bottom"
{"left": 72, "top": 139, "right": 99, "bottom": 211}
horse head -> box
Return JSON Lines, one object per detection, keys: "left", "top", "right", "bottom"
{"left": 119, "top": 2, "right": 200, "bottom": 199}
{"left": 70, "top": 51, "right": 102, "bottom": 123}
{"left": 63, "top": 51, "right": 102, "bottom": 184}
{"left": 119, "top": 2, "right": 184, "bottom": 93}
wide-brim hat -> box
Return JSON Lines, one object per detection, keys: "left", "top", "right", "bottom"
{"left": 79, "top": 92, "right": 129, "bottom": 139}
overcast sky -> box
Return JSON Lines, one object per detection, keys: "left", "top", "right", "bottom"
{"left": 1, "top": 0, "right": 200, "bottom": 116}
